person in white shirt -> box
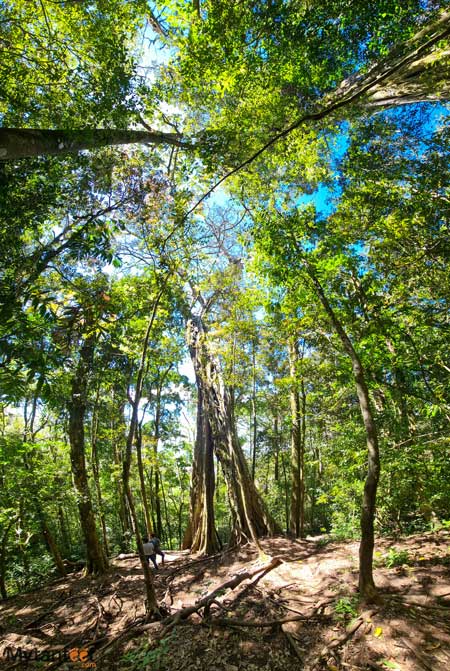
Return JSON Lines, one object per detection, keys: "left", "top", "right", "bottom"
{"left": 142, "top": 537, "right": 158, "bottom": 569}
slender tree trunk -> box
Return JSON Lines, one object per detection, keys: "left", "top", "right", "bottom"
{"left": 91, "top": 395, "right": 109, "bottom": 557}
{"left": 306, "top": 267, "right": 380, "bottom": 602}
{"left": 251, "top": 343, "right": 258, "bottom": 481}
{"left": 40, "top": 516, "right": 67, "bottom": 577}
{"left": 116, "top": 457, "right": 130, "bottom": 540}
{"left": 136, "top": 425, "right": 153, "bottom": 537}
{"left": 23, "top": 387, "right": 67, "bottom": 577}
{"left": 187, "top": 315, "right": 279, "bottom": 545}
{"left": 0, "top": 128, "right": 190, "bottom": 160}
{"left": 68, "top": 335, "right": 108, "bottom": 575}
{"left": 122, "top": 293, "right": 163, "bottom": 615}
{"left": 281, "top": 452, "right": 290, "bottom": 534}
{"left": 288, "top": 339, "right": 305, "bottom": 538}
{"left": 159, "top": 474, "right": 173, "bottom": 550}
{"left": 153, "top": 390, "right": 163, "bottom": 540}
{"left": 273, "top": 415, "right": 280, "bottom": 482}
{"left": 18, "top": 500, "right": 30, "bottom": 587}
{"left": 58, "top": 506, "right": 71, "bottom": 555}
{"left": 0, "top": 519, "right": 16, "bottom": 600}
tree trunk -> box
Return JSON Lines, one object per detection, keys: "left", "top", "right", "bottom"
{"left": 0, "top": 519, "right": 15, "bottom": 600}
{"left": 136, "top": 424, "right": 153, "bottom": 537}
{"left": 184, "top": 380, "right": 220, "bottom": 555}
{"left": 68, "top": 336, "right": 108, "bottom": 575}
{"left": 0, "top": 128, "right": 190, "bottom": 160}
{"left": 58, "top": 505, "right": 72, "bottom": 556}
{"left": 40, "top": 516, "right": 67, "bottom": 577}
{"left": 288, "top": 340, "right": 305, "bottom": 538}
{"left": 364, "top": 39, "right": 450, "bottom": 108}
{"left": 251, "top": 343, "right": 258, "bottom": 481}
{"left": 329, "top": 11, "right": 450, "bottom": 111}
{"left": 122, "top": 294, "right": 163, "bottom": 615}
{"left": 183, "top": 385, "right": 210, "bottom": 551}
{"left": 273, "top": 415, "right": 280, "bottom": 482}
{"left": 153, "top": 390, "right": 163, "bottom": 540}
{"left": 113, "top": 414, "right": 130, "bottom": 544}
{"left": 306, "top": 267, "right": 380, "bottom": 602}
{"left": 91, "top": 395, "right": 109, "bottom": 558}
{"left": 159, "top": 473, "right": 173, "bottom": 549}
{"left": 187, "top": 315, "right": 279, "bottom": 544}
{"left": 22, "top": 392, "right": 68, "bottom": 577}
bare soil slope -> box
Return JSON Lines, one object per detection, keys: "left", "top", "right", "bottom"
{"left": 1, "top": 531, "right": 449, "bottom": 670}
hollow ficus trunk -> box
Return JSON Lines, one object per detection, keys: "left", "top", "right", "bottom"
{"left": 288, "top": 339, "right": 305, "bottom": 538}
{"left": 187, "top": 315, "right": 279, "bottom": 544}
{"left": 183, "top": 383, "right": 219, "bottom": 555}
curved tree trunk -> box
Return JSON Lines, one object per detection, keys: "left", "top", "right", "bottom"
{"left": 187, "top": 315, "right": 279, "bottom": 545}
{"left": 306, "top": 267, "right": 380, "bottom": 602}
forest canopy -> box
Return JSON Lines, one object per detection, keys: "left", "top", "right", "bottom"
{"left": 0, "top": 0, "right": 449, "bottom": 616}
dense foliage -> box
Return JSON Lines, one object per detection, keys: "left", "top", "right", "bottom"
{"left": 0, "top": 0, "right": 448, "bottom": 601}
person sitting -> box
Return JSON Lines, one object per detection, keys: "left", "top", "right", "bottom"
{"left": 150, "top": 532, "right": 165, "bottom": 566}
{"left": 142, "top": 536, "right": 158, "bottom": 570}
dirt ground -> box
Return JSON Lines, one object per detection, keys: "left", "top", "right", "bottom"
{"left": 0, "top": 531, "right": 449, "bottom": 670}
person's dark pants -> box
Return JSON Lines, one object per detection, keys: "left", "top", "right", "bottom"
{"left": 146, "top": 554, "right": 158, "bottom": 569}
{"left": 156, "top": 549, "right": 165, "bottom": 565}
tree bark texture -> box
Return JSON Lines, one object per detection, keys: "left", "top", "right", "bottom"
{"left": 187, "top": 315, "right": 279, "bottom": 544}
{"left": 183, "top": 382, "right": 219, "bottom": 555}
{"left": 0, "top": 128, "right": 190, "bottom": 160}
{"left": 68, "top": 336, "right": 108, "bottom": 575}
{"left": 136, "top": 425, "right": 153, "bottom": 538}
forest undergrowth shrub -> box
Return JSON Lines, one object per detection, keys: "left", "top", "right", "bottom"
{"left": 384, "top": 548, "right": 411, "bottom": 568}
{"left": 333, "top": 596, "right": 359, "bottom": 621}
{"left": 6, "top": 551, "right": 54, "bottom": 595}
{"left": 121, "top": 632, "right": 176, "bottom": 670}
{"left": 330, "top": 510, "right": 360, "bottom": 540}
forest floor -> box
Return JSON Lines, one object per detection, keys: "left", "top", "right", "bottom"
{"left": 1, "top": 531, "right": 449, "bottom": 671}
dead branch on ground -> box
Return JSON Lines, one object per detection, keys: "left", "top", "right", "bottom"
{"left": 161, "top": 556, "right": 282, "bottom": 633}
